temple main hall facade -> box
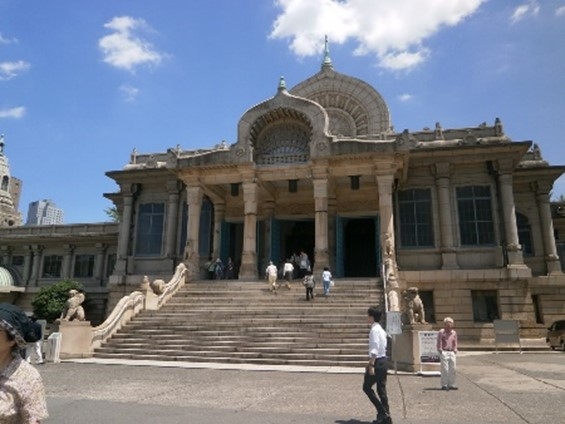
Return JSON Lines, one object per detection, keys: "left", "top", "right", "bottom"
{"left": 1, "top": 49, "right": 565, "bottom": 339}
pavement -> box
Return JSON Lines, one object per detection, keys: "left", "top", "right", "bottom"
{"left": 37, "top": 351, "right": 565, "bottom": 424}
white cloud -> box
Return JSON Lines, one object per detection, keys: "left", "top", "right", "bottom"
{"left": 0, "top": 33, "right": 17, "bottom": 44}
{"left": 99, "top": 16, "right": 165, "bottom": 71}
{"left": 510, "top": 2, "right": 540, "bottom": 24}
{"left": 120, "top": 84, "right": 140, "bottom": 102}
{"left": 398, "top": 93, "right": 413, "bottom": 102}
{"left": 0, "top": 107, "right": 26, "bottom": 119}
{"left": 0, "top": 61, "right": 30, "bottom": 80}
{"left": 270, "top": 0, "right": 485, "bottom": 71}
{"left": 556, "top": 5, "right": 565, "bottom": 16}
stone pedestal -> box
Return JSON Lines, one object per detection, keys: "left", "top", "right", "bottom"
{"left": 145, "top": 289, "right": 159, "bottom": 310}
{"left": 58, "top": 320, "right": 93, "bottom": 359}
{"left": 391, "top": 324, "right": 438, "bottom": 373}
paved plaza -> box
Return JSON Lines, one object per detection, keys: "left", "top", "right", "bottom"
{"left": 36, "top": 351, "right": 565, "bottom": 424}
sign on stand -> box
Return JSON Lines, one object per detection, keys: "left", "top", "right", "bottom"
{"left": 418, "top": 331, "right": 440, "bottom": 376}
{"left": 45, "top": 332, "right": 62, "bottom": 363}
{"left": 386, "top": 311, "right": 402, "bottom": 335}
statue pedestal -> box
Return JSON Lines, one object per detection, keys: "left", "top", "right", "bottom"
{"left": 391, "top": 324, "right": 439, "bottom": 373}
{"left": 58, "top": 320, "right": 93, "bottom": 359}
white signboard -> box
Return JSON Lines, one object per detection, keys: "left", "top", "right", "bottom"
{"left": 45, "top": 332, "right": 62, "bottom": 363}
{"left": 386, "top": 311, "right": 402, "bottom": 335}
{"left": 418, "top": 331, "right": 440, "bottom": 363}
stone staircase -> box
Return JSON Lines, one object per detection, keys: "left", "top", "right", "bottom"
{"left": 93, "top": 278, "right": 384, "bottom": 367}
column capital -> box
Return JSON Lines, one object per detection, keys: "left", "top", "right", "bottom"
{"left": 166, "top": 180, "right": 183, "bottom": 194}
{"left": 185, "top": 185, "right": 203, "bottom": 205}
{"left": 432, "top": 162, "right": 451, "bottom": 179}
{"left": 312, "top": 178, "right": 328, "bottom": 198}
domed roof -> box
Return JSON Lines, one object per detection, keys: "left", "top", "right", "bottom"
{"left": 0, "top": 267, "right": 17, "bottom": 287}
{"left": 289, "top": 40, "right": 391, "bottom": 137}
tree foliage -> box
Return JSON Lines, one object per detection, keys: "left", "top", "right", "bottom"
{"left": 104, "top": 206, "right": 120, "bottom": 222}
{"left": 31, "top": 280, "right": 83, "bottom": 323}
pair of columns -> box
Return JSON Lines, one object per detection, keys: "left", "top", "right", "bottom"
{"left": 182, "top": 174, "right": 398, "bottom": 280}
{"left": 434, "top": 163, "right": 561, "bottom": 273}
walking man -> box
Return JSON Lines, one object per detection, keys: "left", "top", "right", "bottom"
{"left": 363, "top": 307, "right": 392, "bottom": 424}
{"left": 266, "top": 261, "right": 278, "bottom": 292}
{"left": 437, "top": 316, "right": 458, "bottom": 390}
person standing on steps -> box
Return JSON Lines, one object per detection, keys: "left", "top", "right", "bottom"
{"left": 362, "top": 307, "right": 392, "bottom": 424}
{"left": 437, "top": 316, "right": 458, "bottom": 391}
{"left": 297, "top": 250, "right": 310, "bottom": 279}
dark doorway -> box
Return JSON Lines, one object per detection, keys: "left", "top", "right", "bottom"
{"left": 281, "top": 220, "right": 315, "bottom": 266}
{"left": 344, "top": 218, "right": 377, "bottom": 277}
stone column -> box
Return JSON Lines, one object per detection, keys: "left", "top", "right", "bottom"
{"left": 313, "top": 178, "right": 329, "bottom": 272}
{"left": 94, "top": 243, "right": 107, "bottom": 285}
{"left": 327, "top": 195, "right": 337, "bottom": 272}
{"left": 536, "top": 190, "right": 562, "bottom": 274}
{"left": 184, "top": 185, "right": 203, "bottom": 277}
{"left": 434, "top": 164, "right": 458, "bottom": 269}
{"left": 212, "top": 202, "right": 226, "bottom": 260}
{"left": 30, "top": 245, "right": 43, "bottom": 286}
{"left": 165, "top": 181, "right": 181, "bottom": 260}
{"left": 498, "top": 172, "right": 525, "bottom": 267}
{"left": 263, "top": 199, "right": 275, "bottom": 268}
{"left": 114, "top": 193, "right": 134, "bottom": 276}
{"left": 62, "top": 244, "right": 75, "bottom": 279}
{"left": 22, "top": 247, "right": 33, "bottom": 285}
{"left": 239, "top": 181, "right": 258, "bottom": 279}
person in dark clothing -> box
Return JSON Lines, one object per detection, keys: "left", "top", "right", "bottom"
{"left": 362, "top": 307, "right": 392, "bottom": 424}
{"left": 26, "top": 315, "right": 44, "bottom": 365}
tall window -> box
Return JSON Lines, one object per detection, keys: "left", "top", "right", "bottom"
{"left": 516, "top": 212, "right": 533, "bottom": 256}
{"left": 135, "top": 203, "right": 164, "bottom": 256}
{"left": 42, "top": 255, "right": 62, "bottom": 278}
{"left": 397, "top": 188, "right": 434, "bottom": 247}
{"left": 456, "top": 186, "right": 495, "bottom": 246}
{"left": 471, "top": 290, "right": 499, "bottom": 322}
{"left": 74, "top": 254, "right": 95, "bottom": 278}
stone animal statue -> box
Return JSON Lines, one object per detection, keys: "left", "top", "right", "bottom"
{"left": 60, "top": 289, "right": 86, "bottom": 321}
{"left": 150, "top": 278, "right": 166, "bottom": 295}
{"left": 401, "top": 287, "right": 427, "bottom": 324}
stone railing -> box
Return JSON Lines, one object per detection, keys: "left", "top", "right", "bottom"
{"left": 91, "top": 291, "right": 145, "bottom": 350}
{"left": 57, "top": 263, "right": 188, "bottom": 358}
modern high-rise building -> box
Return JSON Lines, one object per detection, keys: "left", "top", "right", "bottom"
{"left": 26, "top": 199, "right": 64, "bottom": 225}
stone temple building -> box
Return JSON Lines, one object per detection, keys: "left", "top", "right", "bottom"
{"left": 1, "top": 45, "right": 564, "bottom": 340}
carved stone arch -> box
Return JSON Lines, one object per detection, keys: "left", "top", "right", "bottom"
{"left": 249, "top": 108, "right": 313, "bottom": 165}
{"left": 325, "top": 107, "right": 357, "bottom": 137}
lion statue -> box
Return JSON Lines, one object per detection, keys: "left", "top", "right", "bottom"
{"left": 401, "top": 287, "right": 427, "bottom": 325}
{"left": 150, "top": 278, "right": 166, "bottom": 295}
{"left": 60, "top": 289, "right": 86, "bottom": 321}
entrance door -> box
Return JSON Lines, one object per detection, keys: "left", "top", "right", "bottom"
{"left": 276, "top": 220, "right": 315, "bottom": 266}
{"left": 337, "top": 217, "right": 379, "bottom": 277}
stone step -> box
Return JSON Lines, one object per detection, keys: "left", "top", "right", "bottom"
{"left": 93, "top": 278, "right": 383, "bottom": 368}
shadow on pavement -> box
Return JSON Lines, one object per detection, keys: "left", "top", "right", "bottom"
{"left": 335, "top": 419, "right": 373, "bottom": 424}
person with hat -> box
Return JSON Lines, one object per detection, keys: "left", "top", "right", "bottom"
{"left": 0, "top": 303, "right": 48, "bottom": 423}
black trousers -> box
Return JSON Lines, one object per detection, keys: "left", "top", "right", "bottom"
{"left": 305, "top": 287, "right": 314, "bottom": 300}
{"left": 362, "top": 358, "right": 390, "bottom": 418}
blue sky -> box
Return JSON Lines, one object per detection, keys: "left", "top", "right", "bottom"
{"left": 1, "top": 0, "right": 564, "bottom": 224}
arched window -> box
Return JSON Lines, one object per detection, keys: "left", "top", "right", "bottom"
{"left": 1, "top": 176, "right": 8, "bottom": 191}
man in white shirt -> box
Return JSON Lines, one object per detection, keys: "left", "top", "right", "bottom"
{"left": 265, "top": 261, "right": 278, "bottom": 291}
{"left": 362, "top": 307, "right": 392, "bottom": 424}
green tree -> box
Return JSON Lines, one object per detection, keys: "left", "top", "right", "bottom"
{"left": 104, "top": 205, "right": 120, "bottom": 222}
{"left": 31, "top": 280, "right": 84, "bottom": 322}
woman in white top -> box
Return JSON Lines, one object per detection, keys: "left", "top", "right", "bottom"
{"left": 321, "top": 267, "right": 332, "bottom": 296}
